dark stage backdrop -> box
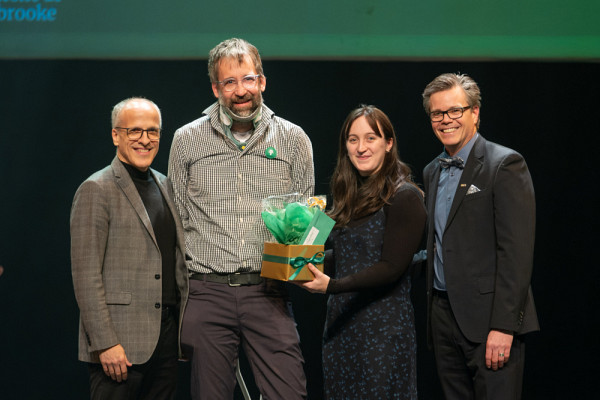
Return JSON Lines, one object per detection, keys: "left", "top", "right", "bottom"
{"left": 0, "top": 60, "right": 598, "bottom": 399}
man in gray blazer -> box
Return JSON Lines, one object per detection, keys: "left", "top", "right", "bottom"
{"left": 71, "top": 97, "right": 188, "bottom": 400}
{"left": 422, "top": 74, "right": 539, "bottom": 400}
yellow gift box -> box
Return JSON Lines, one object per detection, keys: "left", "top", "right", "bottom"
{"left": 261, "top": 242, "right": 324, "bottom": 281}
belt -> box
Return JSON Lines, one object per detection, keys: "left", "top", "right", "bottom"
{"left": 432, "top": 288, "right": 449, "bottom": 300}
{"left": 190, "top": 272, "right": 263, "bottom": 287}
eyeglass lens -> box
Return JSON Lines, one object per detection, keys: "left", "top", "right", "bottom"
{"left": 430, "top": 107, "right": 467, "bottom": 122}
{"left": 127, "top": 129, "right": 160, "bottom": 140}
{"left": 222, "top": 75, "right": 259, "bottom": 92}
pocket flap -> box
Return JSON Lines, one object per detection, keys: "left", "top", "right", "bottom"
{"left": 477, "top": 276, "right": 495, "bottom": 294}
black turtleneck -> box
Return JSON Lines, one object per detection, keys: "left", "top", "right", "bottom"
{"left": 122, "top": 161, "right": 178, "bottom": 307}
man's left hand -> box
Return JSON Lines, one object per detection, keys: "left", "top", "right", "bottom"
{"left": 485, "top": 329, "right": 514, "bottom": 370}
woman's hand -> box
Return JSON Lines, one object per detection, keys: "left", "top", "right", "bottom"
{"left": 297, "top": 263, "right": 330, "bottom": 294}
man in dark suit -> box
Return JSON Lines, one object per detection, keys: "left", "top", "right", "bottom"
{"left": 71, "top": 97, "right": 188, "bottom": 399}
{"left": 421, "top": 73, "right": 539, "bottom": 400}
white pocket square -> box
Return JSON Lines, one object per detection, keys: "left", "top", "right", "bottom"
{"left": 466, "top": 184, "right": 481, "bottom": 195}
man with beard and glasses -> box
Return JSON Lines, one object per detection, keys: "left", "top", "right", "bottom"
{"left": 168, "top": 38, "right": 314, "bottom": 399}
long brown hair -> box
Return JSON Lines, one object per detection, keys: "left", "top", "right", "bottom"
{"left": 329, "top": 105, "right": 418, "bottom": 226}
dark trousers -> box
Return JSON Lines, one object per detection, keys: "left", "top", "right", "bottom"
{"left": 181, "top": 279, "right": 307, "bottom": 400}
{"left": 88, "top": 307, "right": 179, "bottom": 400}
{"left": 431, "top": 295, "right": 525, "bottom": 400}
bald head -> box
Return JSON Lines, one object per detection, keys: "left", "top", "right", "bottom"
{"left": 111, "top": 97, "right": 162, "bottom": 129}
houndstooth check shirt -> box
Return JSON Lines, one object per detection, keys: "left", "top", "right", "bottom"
{"left": 168, "top": 102, "right": 315, "bottom": 274}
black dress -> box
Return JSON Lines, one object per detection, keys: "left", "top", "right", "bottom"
{"left": 323, "top": 184, "right": 426, "bottom": 399}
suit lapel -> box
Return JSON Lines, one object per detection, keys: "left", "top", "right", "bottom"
{"left": 445, "top": 136, "right": 485, "bottom": 231}
{"left": 111, "top": 157, "right": 158, "bottom": 247}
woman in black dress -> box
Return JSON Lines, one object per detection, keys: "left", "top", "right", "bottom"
{"left": 300, "top": 105, "right": 426, "bottom": 399}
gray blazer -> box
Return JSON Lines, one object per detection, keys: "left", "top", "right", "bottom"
{"left": 71, "top": 156, "right": 188, "bottom": 364}
{"left": 423, "top": 136, "right": 539, "bottom": 344}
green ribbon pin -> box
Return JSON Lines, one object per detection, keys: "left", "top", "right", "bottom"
{"left": 265, "top": 147, "right": 277, "bottom": 159}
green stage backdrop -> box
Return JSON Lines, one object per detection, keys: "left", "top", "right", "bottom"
{"left": 1, "top": 0, "right": 599, "bottom": 59}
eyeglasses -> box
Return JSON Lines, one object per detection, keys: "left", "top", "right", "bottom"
{"left": 429, "top": 106, "right": 472, "bottom": 122}
{"left": 115, "top": 127, "right": 161, "bottom": 141}
{"left": 216, "top": 74, "right": 261, "bottom": 92}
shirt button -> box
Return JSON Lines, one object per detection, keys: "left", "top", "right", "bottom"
{"left": 155, "top": 274, "right": 160, "bottom": 279}
{"left": 155, "top": 303, "right": 161, "bottom": 309}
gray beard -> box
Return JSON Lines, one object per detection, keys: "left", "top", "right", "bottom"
{"left": 220, "top": 100, "right": 261, "bottom": 124}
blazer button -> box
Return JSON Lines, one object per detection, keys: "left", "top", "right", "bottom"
{"left": 155, "top": 303, "right": 161, "bottom": 309}
{"left": 155, "top": 274, "right": 161, "bottom": 280}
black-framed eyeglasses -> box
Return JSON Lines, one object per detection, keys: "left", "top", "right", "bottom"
{"left": 216, "top": 74, "right": 261, "bottom": 92}
{"left": 429, "top": 106, "right": 472, "bottom": 122}
{"left": 115, "top": 127, "right": 161, "bottom": 141}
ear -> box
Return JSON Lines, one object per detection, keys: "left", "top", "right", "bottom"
{"left": 471, "top": 105, "right": 480, "bottom": 126}
{"left": 386, "top": 138, "right": 393, "bottom": 152}
{"left": 112, "top": 129, "right": 119, "bottom": 146}
{"left": 259, "top": 75, "right": 266, "bottom": 92}
{"left": 211, "top": 82, "right": 220, "bottom": 99}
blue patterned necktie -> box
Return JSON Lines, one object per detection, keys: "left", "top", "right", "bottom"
{"left": 438, "top": 156, "right": 464, "bottom": 169}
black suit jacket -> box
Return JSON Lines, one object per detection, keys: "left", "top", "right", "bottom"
{"left": 423, "top": 135, "right": 539, "bottom": 344}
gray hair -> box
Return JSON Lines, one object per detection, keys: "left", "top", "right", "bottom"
{"left": 422, "top": 73, "right": 481, "bottom": 128}
{"left": 208, "top": 38, "right": 264, "bottom": 83}
{"left": 111, "top": 97, "right": 162, "bottom": 128}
